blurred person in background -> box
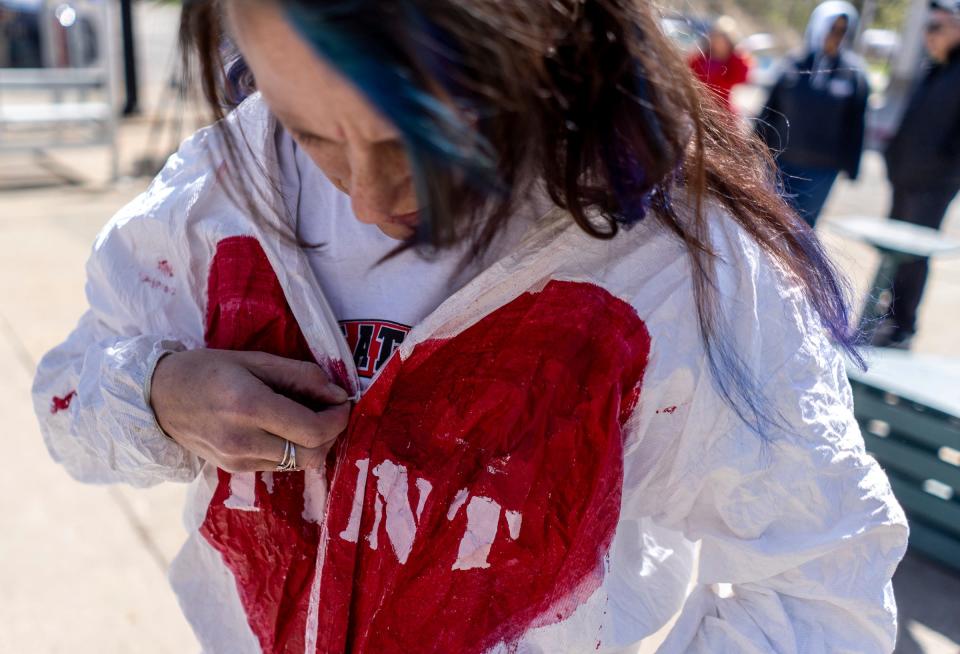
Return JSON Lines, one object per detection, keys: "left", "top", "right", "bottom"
{"left": 756, "top": 1, "right": 869, "bottom": 228}
{"left": 688, "top": 16, "right": 751, "bottom": 113}
{"left": 878, "top": 0, "right": 960, "bottom": 349}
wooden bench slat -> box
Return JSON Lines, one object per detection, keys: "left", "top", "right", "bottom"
{"left": 0, "top": 68, "right": 106, "bottom": 89}
{"left": 852, "top": 385, "right": 960, "bottom": 452}
{"left": 863, "top": 432, "right": 960, "bottom": 491}
{"left": 887, "top": 474, "right": 960, "bottom": 538}
{"left": 0, "top": 103, "right": 112, "bottom": 125}
{"left": 848, "top": 349, "right": 960, "bottom": 418}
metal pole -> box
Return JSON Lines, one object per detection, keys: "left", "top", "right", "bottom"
{"left": 120, "top": 0, "right": 138, "bottom": 116}
{"left": 103, "top": 0, "right": 121, "bottom": 180}
{"left": 871, "top": 0, "right": 928, "bottom": 142}
{"left": 855, "top": 0, "right": 878, "bottom": 51}
{"left": 891, "top": 0, "right": 930, "bottom": 93}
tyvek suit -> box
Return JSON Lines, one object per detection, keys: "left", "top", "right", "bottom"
{"left": 33, "top": 95, "right": 908, "bottom": 654}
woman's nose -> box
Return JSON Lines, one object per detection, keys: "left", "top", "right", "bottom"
{"left": 347, "top": 148, "right": 409, "bottom": 223}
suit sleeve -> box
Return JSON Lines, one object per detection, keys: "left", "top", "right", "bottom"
{"left": 942, "top": 85, "right": 960, "bottom": 160}
{"left": 619, "top": 229, "right": 908, "bottom": 653}
{"left": 31, "top": 136, "right": 213, "bottom": 488}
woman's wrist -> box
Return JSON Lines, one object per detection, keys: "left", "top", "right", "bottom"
{"left": 143, "top": 340, "right": 186, "bottom": 441}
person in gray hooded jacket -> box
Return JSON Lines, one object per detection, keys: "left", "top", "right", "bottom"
{"left": 757, "top": 1, "right": 869, "bottom": 228}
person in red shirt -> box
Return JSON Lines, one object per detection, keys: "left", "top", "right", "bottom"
{"left": 689, "top": 17, "right": 752, "bottom": 112}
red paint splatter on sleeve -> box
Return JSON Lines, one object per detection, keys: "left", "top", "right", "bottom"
{"left": 157, "top": 259, "right": 174, "bottom": 278}
{"left": 50, "top": 390, "right": 77, "bottom": 414}
{"left": 657, "top": 405, "right": 678, "bottom": 415}
{"left": 197, "top": 236, "right": 652, "bottom": 654}
{"left": 139, "top": 273, "right": 176, "bottom": 295}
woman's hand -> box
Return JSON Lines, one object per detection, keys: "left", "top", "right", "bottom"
{"left": 149, "top": 349, "right": 351, "bottom": 472}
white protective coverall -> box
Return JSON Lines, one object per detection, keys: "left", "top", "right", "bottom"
{"left": 33, "top": 94, "right": 908, "bottom": 654}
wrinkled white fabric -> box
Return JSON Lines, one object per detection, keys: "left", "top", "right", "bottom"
{"left": 33, "top": 316, "right": 198, "bottom": 486}
{"left": 33, "top": 94, "right": 908, "bottom": 653}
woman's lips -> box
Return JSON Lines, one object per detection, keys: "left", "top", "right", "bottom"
{"left": 388, "top": 210, "right": 419, "bottom": 227}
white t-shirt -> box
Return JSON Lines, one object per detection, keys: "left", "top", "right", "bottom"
{"left": 276, "top": 131, "right": 537, "bottom": 390}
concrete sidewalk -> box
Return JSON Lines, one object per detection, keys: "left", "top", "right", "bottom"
{"left": 0, "top": 182, "right": 198, "bottom": 653}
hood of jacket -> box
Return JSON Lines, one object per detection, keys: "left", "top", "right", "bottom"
{"left": 804, "top": 1, "right": 859, "bottom": 55}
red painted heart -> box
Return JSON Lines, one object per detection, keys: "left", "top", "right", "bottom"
{"left": 200, "top": 237, "right": 650, "bottom": 653}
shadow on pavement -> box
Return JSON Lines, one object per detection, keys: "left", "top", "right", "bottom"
{"left": 894, "top": 551, "right": 960, "bottom": 653}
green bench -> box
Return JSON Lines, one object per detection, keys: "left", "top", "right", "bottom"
{"left": 848, "top": 349, "right": 960, "bottom": 572}
{"left": 827, "top": 216, "right": 960, "bottom": 330}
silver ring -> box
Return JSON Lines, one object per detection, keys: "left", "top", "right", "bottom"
{"left": 276, "top": 439, "right": 297, "bottom": 472}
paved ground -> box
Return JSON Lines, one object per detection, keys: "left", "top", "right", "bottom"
{"left": 1, "top": 4, "right": 959, "bottom": 653}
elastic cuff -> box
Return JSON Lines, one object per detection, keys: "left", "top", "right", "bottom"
{"left": 143, "top": 340, "right": 185, "bottom": 441}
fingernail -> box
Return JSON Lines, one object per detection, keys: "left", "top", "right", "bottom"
{"left": 326, "top": 383, "right": 349, "bottom": 403}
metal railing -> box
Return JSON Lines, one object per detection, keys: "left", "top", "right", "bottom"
{"left": 0, "top": 0, "right": 119, "bottom": 181}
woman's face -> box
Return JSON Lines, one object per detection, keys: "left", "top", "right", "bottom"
{"left": 228, "top": 1, "right": 418, "bottom": 240}
{"left": 925, "top": 9, "right": 960, "bottom": 63}
{"left": 708, "top": 32, "right": 733, "bottom": 61}
{"left": 822, "top": 16, "right": 848, "bottom": 57}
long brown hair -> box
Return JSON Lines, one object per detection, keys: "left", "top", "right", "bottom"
{"left": 181, "top": 0, "right": 858, "bottom": 432}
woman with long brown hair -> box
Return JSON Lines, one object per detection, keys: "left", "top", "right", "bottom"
{"left": 34, "top": 1, "right": 906, "bottom": 652}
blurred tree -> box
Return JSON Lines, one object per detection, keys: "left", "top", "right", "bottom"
{"left": 872, "top": 0, "right": 911, "bottom": 29}
{"left": 695, "top": 0, "right": 911, "bottom": 33}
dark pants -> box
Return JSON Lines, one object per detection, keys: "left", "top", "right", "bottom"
{"left": 779, "top": 161, "right": 840, "bottom": 228}
{"left": 887, "top": 185, "right": 958, "bottom": 337}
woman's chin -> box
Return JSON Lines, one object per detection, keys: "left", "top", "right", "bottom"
{"left": 378, "top": 223, "right": 416, "bottom": 240}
